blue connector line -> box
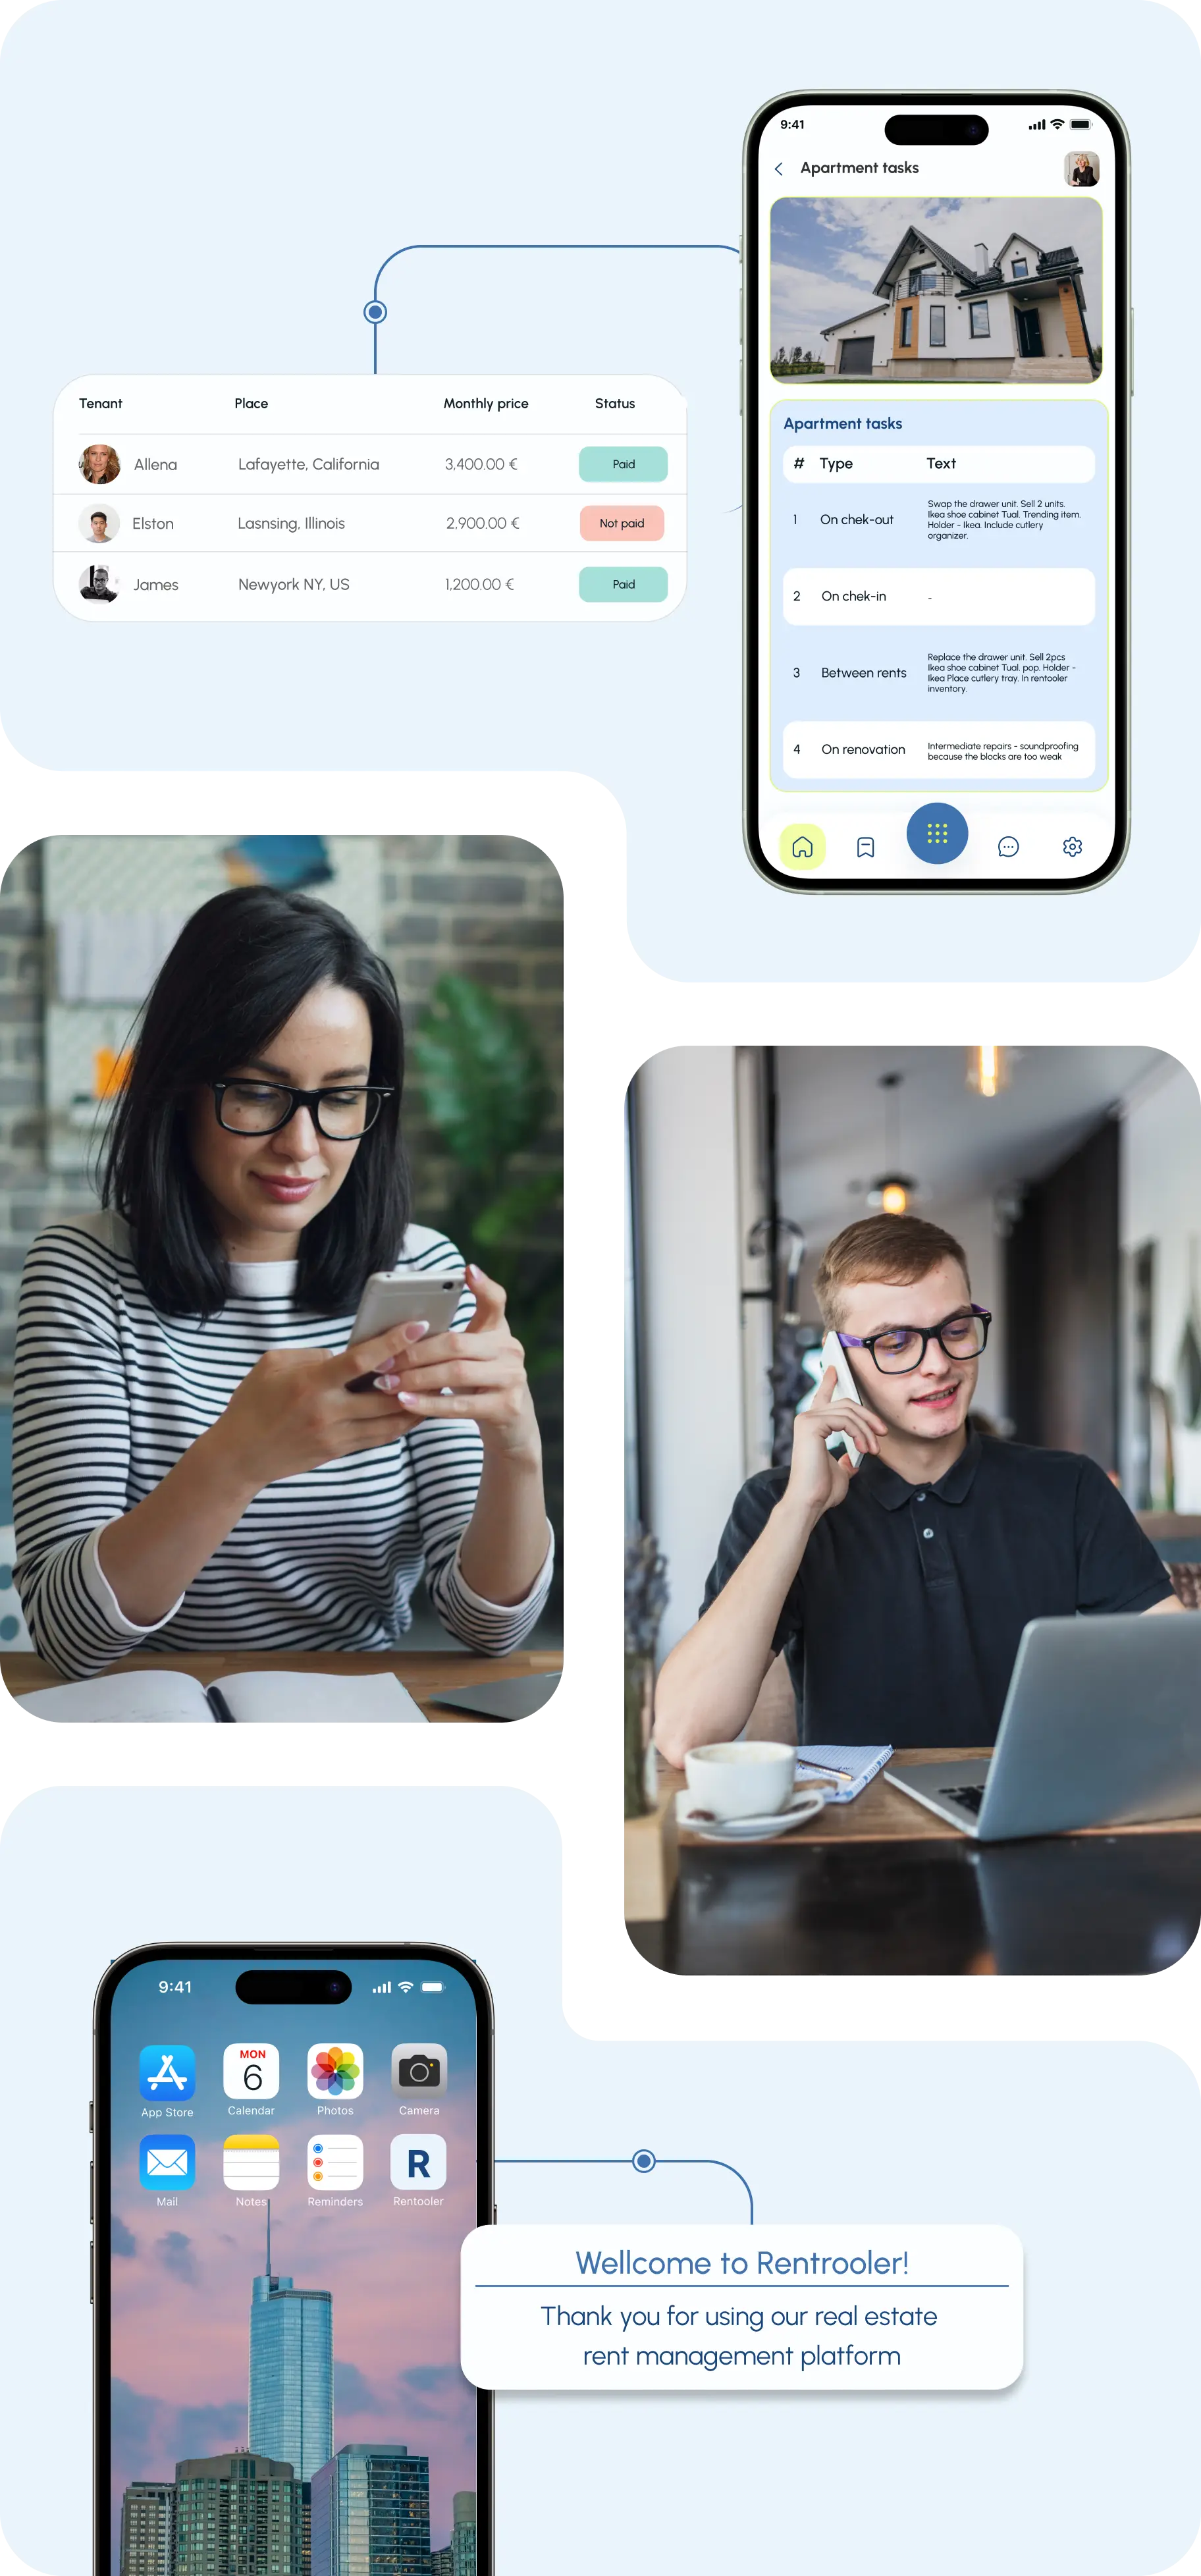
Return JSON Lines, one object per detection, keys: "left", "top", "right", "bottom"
{"left": 363, "top": 241, "right": 738, "bottom": 372}
{"left": 494, "top": 2149, "right": 754, "bottom": 2222}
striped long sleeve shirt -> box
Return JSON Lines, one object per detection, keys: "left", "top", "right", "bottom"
{"left": 13, "top": 1210, "right": 553, "bottom": 1678}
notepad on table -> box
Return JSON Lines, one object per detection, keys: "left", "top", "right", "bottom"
{"left": 16, "top": 1669, "right": 427, "bottom": 1723}
{"left": 793, "top": 1743, "right": 893, "bottom": 1802}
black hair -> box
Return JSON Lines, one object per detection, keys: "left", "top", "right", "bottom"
{"left": 91, "top": 509, "right": 107, "bottom": 522}
{"left": 103, "top": 884, "right": 410, "bottom": 1316}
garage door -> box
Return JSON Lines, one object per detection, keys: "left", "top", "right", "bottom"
{"left": 838, "top": 338, "right": 874, "bottom": 374}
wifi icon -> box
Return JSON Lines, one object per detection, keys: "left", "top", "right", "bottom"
{"left": 1050, "top": 117, "right": 1065, "bottom": 129}
{"left": 398, "top": 1979, "right": 414, "bottom": 1993}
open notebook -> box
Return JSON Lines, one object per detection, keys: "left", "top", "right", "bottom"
{"left": 16, "top": 1670, "right": 427, "bottom": 1723}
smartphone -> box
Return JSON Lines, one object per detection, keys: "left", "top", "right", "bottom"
{"left": 743, "top": 92, "right": 1129, "bottom": 892}
{"left": 345, "top": 1269, "right": 466, "bottom": 1392}
{"left": 815, "top": 1328, "right": 865, "bottom": 1466}
{"left": 94, "top": 1944, "right": 493, "bottom": 2576}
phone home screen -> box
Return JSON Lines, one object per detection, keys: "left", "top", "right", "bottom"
{"left": 99, "top": 1949, "right": 486, "bottom": 2576}
{"left": 747, "top": 92, "right": 1127, "bottom": 889}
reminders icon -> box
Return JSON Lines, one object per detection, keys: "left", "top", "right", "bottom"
{"left": 308, "top": 2133, "right": 364, "bottom": 2191}
{"left": 223, "top": 2133, "right": 280, "bottom": 2191}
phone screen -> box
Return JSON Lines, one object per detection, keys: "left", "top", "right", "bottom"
{"left": 745, "top": 94, "right": 1127, "bottom": 890}
{"left": 97, "top": 1948, "right": 489, "bottom": 2576}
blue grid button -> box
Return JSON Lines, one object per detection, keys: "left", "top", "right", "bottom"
{"left": 906, "top": 802, "right": 969, "bottom": 864}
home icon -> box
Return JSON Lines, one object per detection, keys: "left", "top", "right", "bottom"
{"left": 778, "top": 823, "right": 826, "bottom": 873}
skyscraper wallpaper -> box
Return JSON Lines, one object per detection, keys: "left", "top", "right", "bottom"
{"left": 107, "top": 1957, "right": 479, "bottom": 2576}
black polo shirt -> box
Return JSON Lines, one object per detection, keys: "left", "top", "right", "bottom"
{"left": 700, "top": 1433, "right": 1172, "bottom": 1748}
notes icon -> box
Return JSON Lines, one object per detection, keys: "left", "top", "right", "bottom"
{"left": 308, "top": 2133, "right": 364, "bottom": 2191}
{"left": 223, "top": 2133, "right": 280, "bottom": 2191}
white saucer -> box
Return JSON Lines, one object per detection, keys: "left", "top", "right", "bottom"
{"left": 678, "top": 1786, "right": 829, "bottom": 1843}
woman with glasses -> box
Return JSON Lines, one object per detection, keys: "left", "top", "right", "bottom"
{"left": 13, "top": 887, "right": 553, "bottom": 1680}
{"left": 653, "top": 1212, "right": 1176, "bottom": 1761}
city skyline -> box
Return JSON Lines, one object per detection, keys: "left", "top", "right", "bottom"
{"left": 109, "top": 1962, "right": 479, "bottom": 2575}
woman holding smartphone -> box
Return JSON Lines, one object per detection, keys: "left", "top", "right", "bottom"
{"left": 13, "top": 887, "right": 554, "bottom": 1678}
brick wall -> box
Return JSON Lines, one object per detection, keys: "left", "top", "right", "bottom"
{"left": 0, "top": 838, "right": 563, "bottom": 1622}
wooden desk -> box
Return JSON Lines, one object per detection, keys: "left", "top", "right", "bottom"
{"left": 670, "top": 1747, "right": 1201, "bottom": 1844}
{"left": 628, "top": 1751, "right": 1201, "bottom": 1977}
{"left": 3, "top": 1647, "right": 562, "bottom": 1723}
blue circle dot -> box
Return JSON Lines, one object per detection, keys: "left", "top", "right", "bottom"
{"left": 0, "top": 1563, "right": 11, "bottom": 1588}
{"left": 363, "top": 300, "right": 387, "bottom": 324}
{"left": 906, "top": 802, "right": 969, "bottom": 864}
{"left": 632, "top": 2149, "right": 656, "bottom": 2173}
{"left": 0, "top": 1615, "right": 16, "bottom": 1641}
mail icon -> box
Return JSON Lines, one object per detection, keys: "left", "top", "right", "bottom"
{"left": 140, "top": 2134, "right": 195, "bottom": 2191}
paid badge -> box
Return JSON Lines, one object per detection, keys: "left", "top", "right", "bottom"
{"left": 223, "top": 2133, "right": 281, "bottom": 2191}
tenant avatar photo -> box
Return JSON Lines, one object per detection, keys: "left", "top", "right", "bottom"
{"left": 78, "top": 440, "right": 120, "bottom": 483}
{"left": 771, "top": 197, "right": 1102, "bottom": 381}
{"left": 78, "top": 563, "right": 119, "bottom": 603}
{"left": 80, "top": 506, "right": 117, "bottom": 544}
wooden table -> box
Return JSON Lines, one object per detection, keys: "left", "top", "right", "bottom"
{"left": 3, "top": 1647, "right": 562, "bottom": 1723}
{"left": 627, "top": 1750, "right": 1201, "bottom": 1977}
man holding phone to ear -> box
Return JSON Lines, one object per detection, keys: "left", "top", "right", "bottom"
{"left": 653, "top": 1214, "right": 1179, "bottom": 1762}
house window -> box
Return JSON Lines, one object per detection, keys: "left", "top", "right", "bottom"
{"left": 969, "top": 300, "right": 990, "bottom": 336}
{"left": 1011, "top": 257, "right": 1028, "bottom": 278}
{"left": 929, "top": 304, "right": 946, "bottom": 347}
{"left": 908, "top": 265, "right": 937, "bottom": 294}
{"left": 899, "top": 306, "right": 913, "bottom": 347}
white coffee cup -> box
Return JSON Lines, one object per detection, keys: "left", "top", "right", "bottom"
{"left": 683, "top": 1740, "right": 801, "bottom": 1823}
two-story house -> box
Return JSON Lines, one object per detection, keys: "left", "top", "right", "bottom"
{"left": 818, "top": 225, "right": 1098, "bottom": 379}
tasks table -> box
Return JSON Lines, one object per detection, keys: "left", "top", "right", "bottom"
{"left": 629, "top": 1748, "right": 1201, "bottom": 1976}
{"left": 3, "top": 1647, "right": 562, "bottom": 1723}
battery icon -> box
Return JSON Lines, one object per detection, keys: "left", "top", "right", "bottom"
{"left": 1070, "top": 119, "right": 1090, "bottom": 128}
{"left": 421, "top": 1981, "right": 443, "bottom": 1992}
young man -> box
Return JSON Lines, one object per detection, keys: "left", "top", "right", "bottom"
{"left": 654, "top": 1214, "right": 1179, "bottom": 1760}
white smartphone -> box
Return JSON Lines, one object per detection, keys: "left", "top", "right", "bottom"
{"left": 816, "top": 1327, "right": 865, "bottom": 1467}
{"left": 344, "top": 1268, "right": 466, "bottom": 1389}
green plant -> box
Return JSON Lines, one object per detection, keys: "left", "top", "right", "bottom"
{"left": 412, "top": 975, "right": 562, "bottom": 1382}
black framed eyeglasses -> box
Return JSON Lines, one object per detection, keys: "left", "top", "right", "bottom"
{"left": 209, "top": 1080, "right": 394, "bottom": 1140}
{"left": 839, "top": 1305, "right": 992, "bottom": 1377}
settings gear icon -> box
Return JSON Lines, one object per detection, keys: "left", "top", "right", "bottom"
{"left": 1062, "top": 836, "right": 1084, "bottom": 858}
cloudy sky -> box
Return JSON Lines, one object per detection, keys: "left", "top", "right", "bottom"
{"left": 770, "top": 196, "right": 1103, "bottom": 355}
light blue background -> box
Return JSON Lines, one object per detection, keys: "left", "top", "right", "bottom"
{"left": 772, "top": 399, "right": 1106, "bottom": 776}
{"left": 0, "top": 0, "right": 1196, "bottom": 977}
{"left": 1, "top": 1786, "right": 1198, "bottom": 2576}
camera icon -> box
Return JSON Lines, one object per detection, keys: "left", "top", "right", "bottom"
{"left": 391, "top": 2042, "right": 448, "bottom": 2096}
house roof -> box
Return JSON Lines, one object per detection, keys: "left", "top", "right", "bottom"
{"left": 872, "top": 223, "right": 1082, "bottom": 301}
{"left": 994, "top": 232, "right": 1041, "bottom": 265}
{"left": 818, "top": 301, "right": 890, "bottom": 340}
{"left": 872, "top": 225, "right": 977, "bottom": 294}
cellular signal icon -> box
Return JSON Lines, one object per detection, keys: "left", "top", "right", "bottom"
{"left": 1028, "top": 117, "right": 1046, "bottom": 130}
{"left": 371, "top": 1979, "right": 392, "bottom": 1995}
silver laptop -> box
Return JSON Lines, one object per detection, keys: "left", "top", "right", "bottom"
{"left": 884, "top": 1613, "right": 1201, "bottom": 1842}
